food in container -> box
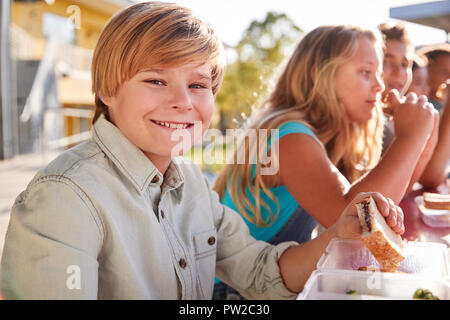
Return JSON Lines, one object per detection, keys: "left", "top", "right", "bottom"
{"left": 415, "top": 195, "right": 450, "bottom": 228}
{"left": 297, "top": 270, "right": 450, "bottom": 300}
{"left": 316, "top": 238, "right": 449, "bottom": 278}
{"left": 423, "top": 193, "right": 450, "bottom": 210}
{"left": 413, "top": 288, "right": 440, "bottom": 300}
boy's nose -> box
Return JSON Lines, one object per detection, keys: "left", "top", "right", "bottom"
{"left": 169, "top": 86, "right": 193, "bottom": 111}
{"left": 390, "top": 63, "right": 406, "bottom": 79}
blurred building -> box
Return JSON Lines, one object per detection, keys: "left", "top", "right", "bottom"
{"left": 1, "top": 0, "right": 133, "bottom": 159}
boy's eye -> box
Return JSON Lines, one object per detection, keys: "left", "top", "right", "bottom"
{"left": 145, "top": 79, "right": 165, "bottom": 85}
{"left": 189, "top": 83, "right": 208, "bottom": 89}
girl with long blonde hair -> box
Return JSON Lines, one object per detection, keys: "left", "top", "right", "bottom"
{"left": 214, "top": 24, "right": 436, "bottom": 248}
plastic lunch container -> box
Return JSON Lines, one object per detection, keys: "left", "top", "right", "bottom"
{"left": 414, "top": 195, "right": 450, "bottom": 228}
{"left": 316, "top": 238, "right": 449, "bottom": 278}
{"left": 297, "top": 269, "right": 450, "bottom": 300}
{"left": 297, "top": 238, "right": 450, "bottom": 300}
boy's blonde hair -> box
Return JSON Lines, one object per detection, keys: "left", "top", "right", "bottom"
{"left": 91, "top": 1, "right": 225, "bottom": 123}
{"left": 214, "top": 25, "right": 385, "bottom": 228}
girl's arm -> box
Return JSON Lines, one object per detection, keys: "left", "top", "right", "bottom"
{"left": 419, "top": 94, "right": 450, "bottom": 187}
{"left": 405, "top": 111, "right": 439, "bottom": 192}
{"left": 278, "top": 192, "right": 403, "bottom": 293}
{"left": 278, "top": 92, "right": 436, "bottom": 228}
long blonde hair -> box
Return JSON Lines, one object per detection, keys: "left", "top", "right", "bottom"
{"left": 214, "top": 25, "right": 385, "bottom": 228}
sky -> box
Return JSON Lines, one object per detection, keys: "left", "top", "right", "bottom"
{"left": 164, "top": 0, "right": 448, "bottom": 47}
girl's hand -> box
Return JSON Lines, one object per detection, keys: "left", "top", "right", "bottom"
{"left": 387, "top": 89, "right": 437, "bottom": 142}
{"left": 334, "top": 192, "right": 405, "bottom": 240}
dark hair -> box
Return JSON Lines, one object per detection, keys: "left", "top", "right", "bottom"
{"left": 378, "top": 21, "right": 413, "bottom": 50}
{"left": 417, "top": 43, "right": 450, "bottom": 65}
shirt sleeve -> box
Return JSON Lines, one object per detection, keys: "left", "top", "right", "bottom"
{"left": 207, "top": 178, "right": 299, "bottom": 300}
{"left": 0, "top": 177, "right": 103, "bottom": 300}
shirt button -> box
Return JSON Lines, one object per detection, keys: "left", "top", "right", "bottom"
{"left": 207, "top": 236, "right": 216, "bottom": 246}
{"left": 152, "top": 175, "right": 160, "bottom": 183}
{"left": 179, "top": 258, "right": 187, "bottom": 269}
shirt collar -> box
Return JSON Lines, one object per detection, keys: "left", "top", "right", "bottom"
{"left": 163, "top": 158, "right": 185, "bottom": 201}
{"left": 92, "top": 114, "right": 184, "bottom": 196}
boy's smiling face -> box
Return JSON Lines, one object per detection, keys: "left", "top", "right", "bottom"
{"left": 103, "top": 63, "right": 214, "bottom": 173}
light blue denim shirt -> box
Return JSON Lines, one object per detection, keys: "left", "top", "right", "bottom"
{"left": 0, "top": 114, "right": 298, "bottom": 300}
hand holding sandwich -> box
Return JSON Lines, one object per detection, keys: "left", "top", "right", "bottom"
{"left": 335, "top": 191, "right": 405, "bottom": 240}
{"left": 278, "top": 192, "right": 404, "bottom": 293}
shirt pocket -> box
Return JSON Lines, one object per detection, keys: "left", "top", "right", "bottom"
{"left": 192, "top": 228, "right": 217, "bottom": 299}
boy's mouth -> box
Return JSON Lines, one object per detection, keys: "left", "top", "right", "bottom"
{"left": 151, "top": 119, "right": 194, "bottom": 130}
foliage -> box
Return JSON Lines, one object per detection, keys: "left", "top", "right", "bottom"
{"left": 215, "top": 12, "right": 303, "bottom": 130}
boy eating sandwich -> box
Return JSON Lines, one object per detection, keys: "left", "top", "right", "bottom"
{"left": 0, "top": 2, "right": 404, "bottom": 299}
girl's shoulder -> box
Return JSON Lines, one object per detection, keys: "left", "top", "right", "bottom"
{"left": 273, "top": 120, "right": 322, "bottom": 148}
{"left": 278, "top": 120, "right": 316, "bottom": 137}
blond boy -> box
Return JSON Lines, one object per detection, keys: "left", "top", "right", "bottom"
{"left": 0, "top": 2, "right": 403, "bottom": 299}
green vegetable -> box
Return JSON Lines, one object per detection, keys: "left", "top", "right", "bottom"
{"left": 346, "top": 290, "right": 357, "bottom": 295}
{"left": 413, "top": 288, "right": 439, "bottom": 300}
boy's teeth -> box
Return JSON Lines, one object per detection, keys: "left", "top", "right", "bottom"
{"left": 155, "top": 120, "right": 188, "bottom": 129}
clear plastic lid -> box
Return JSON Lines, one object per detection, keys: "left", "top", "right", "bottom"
{"left": 298, "top": 270, "right": 450, "bottom": 300}
{"left": 316, "top": 238, "right": 449, "bottom": 278}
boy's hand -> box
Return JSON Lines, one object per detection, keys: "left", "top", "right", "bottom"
{"left": 335, "top": 192, "right": 405, "bottom": 240}
{"left": 387, "top": 89, "right": 437, "bottom": 142}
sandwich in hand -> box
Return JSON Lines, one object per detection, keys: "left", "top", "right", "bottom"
{"left": 423, "top": 192, "right": 450, "bottom": 210}
{"left": 356, "top": 196, "right": 406, "bottom": 272}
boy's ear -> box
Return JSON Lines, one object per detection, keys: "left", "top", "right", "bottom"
{"left": 99, "top": 92, "right": 113, "bottom": 107}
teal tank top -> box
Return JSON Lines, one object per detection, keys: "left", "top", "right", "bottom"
{"left": 221, "top": 121, "right": 321, "bottom": 242}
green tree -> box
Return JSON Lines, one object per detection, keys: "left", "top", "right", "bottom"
{"left": 215, "top": 12, "right": 302, "bottom": 131}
